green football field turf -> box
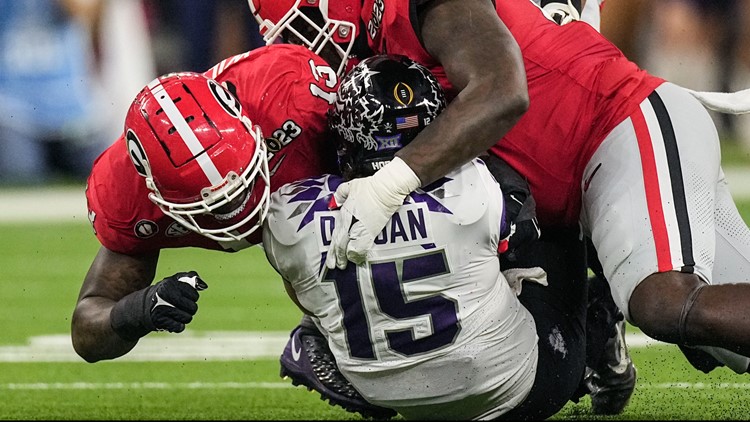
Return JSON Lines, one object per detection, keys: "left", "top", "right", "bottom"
{"left": 2, "top": 199, "right": 750, "bottom": 420}
{"left": 1, "top": 347, "right": 748, "bottom": 420}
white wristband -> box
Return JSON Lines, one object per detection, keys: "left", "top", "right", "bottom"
{"left": 372, "top": 157, "right": 422, "bottom": 197}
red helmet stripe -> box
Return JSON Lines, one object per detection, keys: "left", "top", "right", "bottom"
{"left": 147, "top": 78, "right": 224, "bottom": 185}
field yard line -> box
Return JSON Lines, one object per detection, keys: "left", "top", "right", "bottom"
{"left": 5, "top": 381, "right": 750, "bottom": 391}
{"left": 1, "top": 381, "right": 293, "bottom": 390}
{"left": 2, "top": 167, "right": 750, "bottom": 222}
{"left": 638, "top": 382, "right": 750, "bottom": 389}
{"left": 0, "top": 331, "right": 664, "bottom": 363}
{"left": 0, "top": 186, "right": 88, "bottom": 223}
{"left": 0, "top": 331, "right": 290, "bottom": 362}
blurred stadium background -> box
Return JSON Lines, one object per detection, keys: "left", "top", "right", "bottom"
{"left": 3, "top": 0, "right": 750, "bottom": 420}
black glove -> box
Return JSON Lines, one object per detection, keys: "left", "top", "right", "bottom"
{"left": 539, "top": 0, "right": 583, "bottom": 25}
{"left": 503, "top": 189, "right": 542, "bottom": 259}
{"left": 481, "top": 154, "right": 541, "bottom": 262}
{"left": 110, "top": 271, "right": 208, "bottom": 341}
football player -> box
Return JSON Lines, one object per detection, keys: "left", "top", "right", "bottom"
{"left": 250, "top": 1, "right": 750, "bottom": 413}
{"left": 71, "top": 44, "right": 341, "bottom": 362}
{"left": 248, "top": 0, "right": 638, "bottom": 416}
{"left": 264, "top": 54, "right": 589, "bottom": 421}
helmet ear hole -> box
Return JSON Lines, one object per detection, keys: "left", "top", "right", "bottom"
{"left": 328, "top": 55, "right": 446, "bottom": 180}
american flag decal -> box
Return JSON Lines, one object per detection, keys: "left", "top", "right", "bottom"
{"left": 396, "top": 115, "right": 418, "bottom": 129}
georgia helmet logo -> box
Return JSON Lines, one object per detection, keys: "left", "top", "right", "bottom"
{"left": 126, "top": 129, "right": 149, "bottom": 177}
{"left": 208, "top": 79, "right": 242, "bottom": 118}
{"left": 134, "top": 220, "right": 159, "bottom": 238}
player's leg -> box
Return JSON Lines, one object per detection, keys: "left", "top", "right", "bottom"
{"left": 497, "top": 226, "right": 589, "bottom": 420}
{"left": 711, "top": 168, "right": 750, "bottom": 287}
{"left": 677, "top": 170, "right": 750, "bottom": 373}
{"left": 628, "top": 269, "right": 750, "bottom": 361}
{"left": 584, "top": 82, "right": 750, "bottom": 370}
{"left": 484, "top": 152, "right": 629, "bottom": 415}
{"left": 582, "top": 249, "right": 637, "bottom": 415}
{"left": 626, "top": 85, "right": 750, "bottom": 362}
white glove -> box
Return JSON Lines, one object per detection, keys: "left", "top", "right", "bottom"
{"left": 502, "top": 267, "right": 548, "bottom": 296}
{"left": 325, "top": 157, "right": 421, "bottom": 269}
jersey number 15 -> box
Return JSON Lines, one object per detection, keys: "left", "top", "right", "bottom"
{"left": 323, "top": 250, "right": 460, "bottom": 359}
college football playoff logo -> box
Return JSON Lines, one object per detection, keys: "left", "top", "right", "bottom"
{"left": 393, "top": 82, "right": 414, "bottom": 106}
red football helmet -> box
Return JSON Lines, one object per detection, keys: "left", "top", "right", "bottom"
{"left": 124, "top": 72, "right": 270, "bottom": 242}
{"left": 247, "top": 0, "right": 360, "bottom": 76}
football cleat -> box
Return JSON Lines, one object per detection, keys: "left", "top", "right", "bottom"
{"left": 584, "top": 318, "right": 637, "bottom": 415}
{"left": 280, "top": 316, "right": 398, "bottom": 419}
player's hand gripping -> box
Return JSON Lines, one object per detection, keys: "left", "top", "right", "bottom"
{"left": 326, "top": 157, "right": 421, "bottom": 269}
{"left": 110, "top": 271, "right": 208, "bottom": 341}
{"left": 481, "top": 154, "right": 541, "bottom": 261}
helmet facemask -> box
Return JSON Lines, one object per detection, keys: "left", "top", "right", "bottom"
{"left": 146, "top": 124, "right": 271, "bottom": 243}
{"left": 249, "top": 0, "right": 357, "bottom": 77}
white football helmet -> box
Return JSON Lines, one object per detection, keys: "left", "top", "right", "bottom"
{"left": 247, "top": 0, "right": 360, "bottom": 76}
{"left": 124, "top": 72, "right": 270, "bottom": 243}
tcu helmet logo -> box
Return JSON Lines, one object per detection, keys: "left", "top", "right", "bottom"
{"left": 208, "top": 79, "right": 242, "bottom": 118}
{"left": 126, "top": 129, "right": 149, "bottom": 177}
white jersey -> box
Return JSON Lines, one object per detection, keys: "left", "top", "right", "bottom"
{"left": 263, "top": 159, "right": 538, "bottom": 420}
{"left": 581, "top": 0, "right": 604, "bottom": 31}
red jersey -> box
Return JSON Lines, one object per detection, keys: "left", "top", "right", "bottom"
{"left": 361, "top": 0, "right": 665, "bottom": 226}
{"left": 86, "top": 44, "right": 339, "bottom": 254}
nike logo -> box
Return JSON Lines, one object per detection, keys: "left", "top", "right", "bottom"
{"left": 583, "top": 163, "right": 603, "bottom": 193}
{"left": 291, "top": 333, "right": 302, "bottom": 362}
{"left": 151, "top": 292, "right": 175, "bottom": 312}
{"left": 178, "top": 275, "right": 204, "bottom": 291}
{"left": 269, "top": 154, "right": 286, "bottom": 177}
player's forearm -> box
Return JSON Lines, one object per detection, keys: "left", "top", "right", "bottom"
{"left": 400, "top": 0, "right": 529, "bottom": 186}
{"left": 71, "top": 297, "right": 138, "bottom": 363}
{"left": 72, "top": 247, "right": 159, "bottom": 362}
{"left": 395, "top": 77, "right": 528, "bottom": 186}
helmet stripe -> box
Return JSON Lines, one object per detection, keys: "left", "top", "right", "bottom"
{"left": 147, "top": 78, "right": 224, "bottom": 185}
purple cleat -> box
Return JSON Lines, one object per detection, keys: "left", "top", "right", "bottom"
{"left": 280, "top": 316, "right": 397, "bottom": 419}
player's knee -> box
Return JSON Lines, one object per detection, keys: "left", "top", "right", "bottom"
{"left": 628, "top": 272, "right": 705, "bottom": 344}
